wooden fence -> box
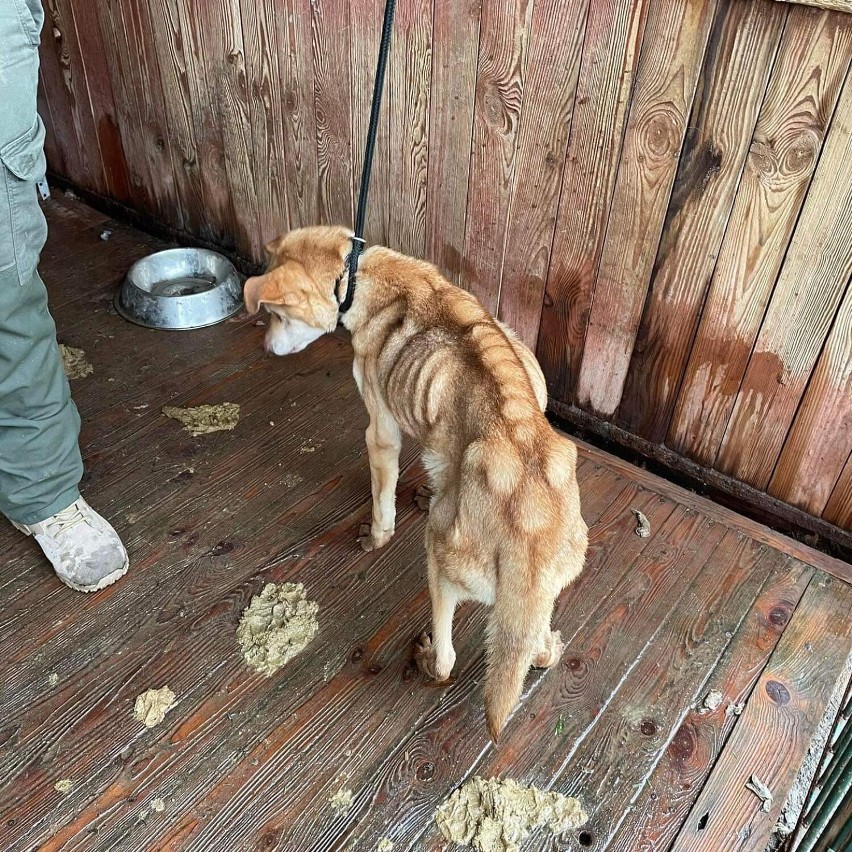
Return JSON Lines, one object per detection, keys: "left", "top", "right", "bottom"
{"left": 35, "top": 0, "right": 852, "bottom": 537}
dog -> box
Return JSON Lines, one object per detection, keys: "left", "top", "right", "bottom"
{"left": 244, "top": 227, "right": 587, "bottom": 740}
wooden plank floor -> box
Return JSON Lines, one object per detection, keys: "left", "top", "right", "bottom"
{"left": 1, "top": 194, "right": 851, "bottom": 852}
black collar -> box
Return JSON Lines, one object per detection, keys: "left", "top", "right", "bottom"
{"left": 336, "top": 236, "right": 366, "bottom": 316}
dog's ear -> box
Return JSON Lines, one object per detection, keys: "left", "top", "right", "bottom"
{"left": 264, "top": 236, "right": 286, "bottom": 261}
{"left": 244, "top": 274, "right": 272, "bottom": 315}
{"left": 244, "top": 266, "right": 307, "bottom": 314}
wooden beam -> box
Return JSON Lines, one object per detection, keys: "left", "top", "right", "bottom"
{"left": 775, "top": 0, "right": 852, "bottom": 16}
{"left": 495, "top": 0, "right": 589, "bottom": 348}
{"left": 549, "top": 397, "right": 852, "bottom": 574}
{"left": 460, "top": 0, "right": 534, "bottom": 313}
{"left": 669, "top": 7, "right": 852, "bottom": 466}
{"left": 425, "top": 0, "right": 481, "bottom": 283}
{"left": 670, "top": 574, "right": 852, "bottom": 851}
{"left": 716, "top": 66, "right": 852, "bottom": 488}
{"left": 534, "top": 0, "right": 647, "bottom": 399}
{"left": 615, "top": 0, "right": 787, "bottom": 442}
{"left": 576, "top": 0, "right": 718, "bottom": 418}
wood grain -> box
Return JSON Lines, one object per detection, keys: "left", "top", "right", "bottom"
{"left": 616, "top": 0, "right": 788, "bottom": 443}
{"left": 495, "top": 0, "right": 590, "bottom": 348}
{"left": 311, "top": 0, "right": 353, "bottom": 226}
{"left": 534, "top": 0, "right": 648, "bottom": 402}
{"left": 670, "top": 7, "right": 852, "bottom": 466}
{"left": 91, "top": 0, "right": 161, "bottom": 219}
{"left": 542, "top": 532, "right": 776, "bottom": 851}
{"left": 716, "top": 66, "right": 852, "bottom": 488}
{"left": 823, "top": 450, "right": 852, "bottom": 529}
{"left": 37, "top": 41, "right": 80, "bottom": 180}
{"left": 274, "top": 0, "right": 319, "bottom": 231}
{"left": 575, "top": 0, "right": 718, "bottom": 417}
{"left": 124, "top": 0, "right": 186, "bottom": 232}
{"left": 239, "top": 0, "right": 290, "bottom": 244}
{"left": 36, "top": 75, "right": 66, "bottom": 177}
{"left": 387, "top": 0, "right": 433, "bottom": 258}
{"left": 40, "top": 0, "right": 107, "bottom": 195}
{"left": 460, "top": 0, "right": 534, "bottom": 313}
{"left": 606, "top": 556, "right": 813, "bottom": 852}
{"left": 425, "top": 0, "right": 481, "bottom": 283}
{"left": 775, "top": 0, "right": 852, "bottom": 14}
{"left": 351, "top": 0, "right": 392, "bottom": 246}
{"left": 196, "top": 0, "right": 262, "bottom": 258}
{"left": 142, "top": 0, "right": 215, "bottom": 242}
{"left": 55, "top": 0, "right": 131, "bottom": 203}
{"left": 670, "top": 573, "right": 852, "bottom": 852}
{"left": 173, "top": 0, "right": 239, "bottom": 252}
{"left": 769, "top": 278, "right": 852, "bottom": 517}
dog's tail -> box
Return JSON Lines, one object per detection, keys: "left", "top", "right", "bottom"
{"left": 483, "top": 563, "right": 553, "bottom": 742}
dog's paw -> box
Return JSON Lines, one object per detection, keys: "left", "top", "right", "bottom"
{"left": 413, "top": 631, "right": 439, "bottom": 680}
{"left": 357, "top": 523, "right": 393, "bottom": 552}
{"left": 533, "top": 630, "right": 564, "bottom": 669}
{"left": 414, "top": 484, "right": 433, "bottom": 512}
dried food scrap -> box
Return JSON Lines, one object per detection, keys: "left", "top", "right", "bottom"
{"left": 745, "top": 774, "right": 773, "bottom": 813}
{"left": 435, "top": 776, "right": 587, "bottom": 852}
{"left": 237, "top": 583, "right": 319, "bottom": 676}
{"left": 162, "top": 403, "right": 240, "bottom": 436}
{"left": 133, "top": 686, "right": 177, "bottom": 727}
{"left": 631, "top": 509, "right": 651, "bottom": 538}
{"left": 329, "top": 788, "right": 354, "bottom": 813}
{"left": 700, "top": 690, "right": 723, "bottom": 713}
{"left": 59, "top": 344, "right": 93, "bottom": 380}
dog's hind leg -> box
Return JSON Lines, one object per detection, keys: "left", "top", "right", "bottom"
{"left": 359, "top": 402, "right": 402, "bottom": 552}
{"left": 415, "top": 541, "right": 462, "bottom": 682}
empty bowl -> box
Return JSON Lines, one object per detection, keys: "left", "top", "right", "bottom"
{"left": 115, "top": 247, "right": 244, "bottom": 330}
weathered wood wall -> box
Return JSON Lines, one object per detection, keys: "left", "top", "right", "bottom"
{"left": 36, "top": 0, "right": 852, "bottom": 534}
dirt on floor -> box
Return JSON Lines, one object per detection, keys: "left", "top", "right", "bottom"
{"left": 133, "top": 686, "right": 177, "bottom": 728}
{"left": 434, "top": 776, "right": 588, "bottom": 852}
{"left": 59, "top": 344, "right": 93, "bottom": 380}
{"left": 162, "top": 403, "right": 240, "bottom": 436}
{"left": 236, "top": 582, "right": 319, "bottom": 677}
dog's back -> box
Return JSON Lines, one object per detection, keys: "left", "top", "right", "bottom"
{"left": 352, "top": 247, "right": 587, "bottom": 737}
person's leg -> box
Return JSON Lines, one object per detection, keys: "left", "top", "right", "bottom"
{"left": 1, "top": 0, "right": 127, "bottom": 591}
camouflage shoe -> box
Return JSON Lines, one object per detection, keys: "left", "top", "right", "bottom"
{"left": 12, "top": 497, "right": 129, "bottom": 592}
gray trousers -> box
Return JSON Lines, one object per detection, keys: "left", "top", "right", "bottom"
{"left": 0, "top": 0, "right": 82, "bottom": 525}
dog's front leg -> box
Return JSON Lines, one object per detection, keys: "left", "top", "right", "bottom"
{"left": 358, "top": 406, "right": 402, "bottom": 552}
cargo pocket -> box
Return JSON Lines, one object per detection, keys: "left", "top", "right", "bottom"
{"left": 0, "top": 116, "right": 48, "bottom": 283}
{"left": 12, "top": 0, "right": 43, "bottom": 47}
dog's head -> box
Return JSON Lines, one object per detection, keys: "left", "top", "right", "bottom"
{"left": 244, "top": 226, "right": 352, "bottom": 355}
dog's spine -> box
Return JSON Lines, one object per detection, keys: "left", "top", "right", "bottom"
{"left": 483, "top": 565, "right": 552, "bottom": 741}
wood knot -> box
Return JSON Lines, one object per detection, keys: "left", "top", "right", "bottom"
{"left": 416, "top": 761, "right": 435, "bottom": 781}
{"left": 259, "top": 829, "right": 280, "bottom": 849}
{"left": 768, "top": 606, "right": 789, "bottom": 627}
{"left": 351, "top": 647, "right": 364, "bottom": 663}
{"left": 639, "top": 718, "right": 658, "bottom": 736}
{"left": 479, "top": 80, "right": 507, "bottom": 128}
{"left": 640, "top": 107, "right": 679, "bottom": 160}
{"left": 765, "top": 679, "right": 790, "bottom": 705}
{"left": 670, "top": 722, "right": 696, "bottom": 762}
{"left": 785, "top": 132, "right": 817, "bottom": 173}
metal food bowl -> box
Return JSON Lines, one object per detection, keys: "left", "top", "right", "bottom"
{"left": 115, "top": 247, "right": 243, "bottom": 330}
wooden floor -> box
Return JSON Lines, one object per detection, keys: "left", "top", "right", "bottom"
{"left": 2, "top": 195, "right": 852, "bottom": 852}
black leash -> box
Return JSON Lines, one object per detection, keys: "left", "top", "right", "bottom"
{"left": 338, "top": 0, "right": 396, "bottom": 315}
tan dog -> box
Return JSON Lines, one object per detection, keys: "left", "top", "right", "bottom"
{"left": 244, "top": 227, "right": 587, "bottom": 740}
